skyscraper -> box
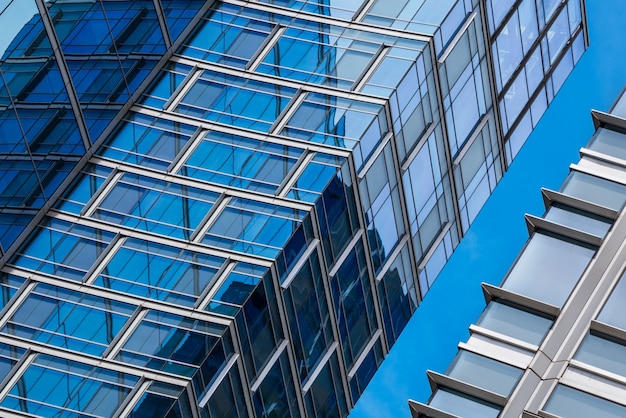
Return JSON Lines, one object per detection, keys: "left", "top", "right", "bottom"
{"left": 0, "top": 1, "right": 586, "bottom": 416}
{"left": 410, "top": 90, "right": 626, "bottom": 417}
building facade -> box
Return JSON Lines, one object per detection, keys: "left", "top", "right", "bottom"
{"left": 0, "top": 0, "right": 586, "bottom": 416}
{"left": 410, "top": 90, "right": 626, "bottom": 417}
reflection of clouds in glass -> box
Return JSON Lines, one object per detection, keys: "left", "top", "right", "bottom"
{"left": 0, "top": 1, "right": 38, "bottom": 59}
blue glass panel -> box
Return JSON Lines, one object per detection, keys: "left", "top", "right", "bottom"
{"left": 117, "top": 310, "right": 231, "bottom": 399}
{"left": 202, "top": 198, "right": 308, "bottom": 259}
{"left": 283, "top": 251, "right": 333, "bottom": 381}
{"left": 304, "top": 351, "right": 349, "bottom": 417}
{"left": 280, "top": 92, "right": 386, "bottom": 153}
{"left": 176, "top": 71, "right": 297, "bottom": 133}
{"left": 182, "top": 6, "right": 273, "bottom": 68}
{"left": 257, "top": 0, "right": 362, "bottom": 20}
{"left": 96, "top": 238, "right": 226, "bottom": 307}
{"left": 378, "top": 245, "right": 417, "bottom": 346}
{"left": 140, "top": 62, "right": 193, "bottom": 108}
{"left": 331, "top": 239, "right": 377, "bottom": 369}
{"left": 349, "top": 339, "right": 384, "bottom": 400}
{"left": 99, "top": 113, "right": 197, "bottom": 170}
{"left": 92, "top": 173, "right": 220, "bottom": 240}
{"left": 161, "top": 0, "right": 206, "bottom": 42}
{"left": 11, "top": 218, "right": 114, "bottom": 281}
{"left": 3, "top": 283, "right": 135, "bottom": 356}
{"left": 2, "top": 354, "right": 138, "bottom": 417}
{"left": 181, "top": 130, "right": 303, "bottom": 194}
{"left": 237, "top": 272, "right": 281, "bottom": 380}
{"left": 429, "top": 388, "right": 500, "bottom": 417}
{"left": 252, "top": 350, "right": 300, "bottom": 418}
{"left": 257, "top": 26, "right": 377, "bottom": 89}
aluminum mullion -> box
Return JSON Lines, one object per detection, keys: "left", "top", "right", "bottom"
{"left": 168, "top": 128, "right": 209, "bottom": 174}
{"left": 34, "top": 0, "right": 92, "bottom": 151}
{"left": 246, "top": 25, "right": 287, "bottom": 71}
{"left": 301, "top": 341, "right": 338, "bottom": 393}
{"left": 152, "top": 0, "right": 172, "bottom": 48}
{"left": 191, "top": 196, "right": 231, "bottom": 244}
{"left": 104, "top": 308, "right": 149, "bottom": 359}
{"left": 195, "top": 261, "right": 236, "bottom": 311}
{"left": 347, "top": 329, "right": 382, "bottom": 379}
{"left": 164, "top": 68, "right": 203, "bottom": 112}
{"left": 81, "top": 170, "right": 124, "bottom": 217}
{"left": 113, "top": 378, "right": 152, "bottom": 418}
{"left": 276, "top": 151, "right": 316, "bottom": 198}
{"left": 250, "top": 339, "right": 288, "bottom": 393}
{"left": 198, "top": 354, "right": 239, "bottom": 408}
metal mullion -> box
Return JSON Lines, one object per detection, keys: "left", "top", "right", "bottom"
{"left": 103, "top": 308, "right": 148, "bottom": 359}
{"left": 152, "top": 0, "right": 172, "bottom": 48}
{"left": 246, "top": 25, "right": 287, "bottom": 71}
{"left": 347, "top": 329, "right": 382, "bottom": 380}
{"left": 225, "top": 0, "right": 430, "bottom": 42}
{"left": 0, "top": 350, "right": 36, "bottom": 403}
{"left": 83, "top": 234, "right": 125, "bottom": 284}
{"left": 195, "top": 261, "right": 236, "bottom": 311}
{"left": 429, "top": 38, "right": 465, "bottom": 242}
{"left": 352, "top": 45, "right": 390, "bottom": 92}
{"left": 112, "top": 378, "right": 152, "bottom": 418}
{"left": 81, "top": 170, "right": 125, "bottom": 217}
{"left": 191, "top": 195, "right": 231, "bottom": 244}
{"left": 34, "top": 0, "right": 92, "bottom": 151}
{"left": 478, "top": 0, "right": 508, "bottom": 172}
{"left": 168, "top": 127, "right": 209, "bottom": 174}
{"left": 250, "top": 339, "right": 289, "bottom": 393}
{"left": 198, "top": 354, "right": 240, "bottom": 408}
{"left": 0, "top": 282, "right": 37, "bottom": 331}
{"left": 164, "top": 67, "right": 203, "bottom": 112}
{"left": 301, "top": 342, "right": 338, "bottom": 393}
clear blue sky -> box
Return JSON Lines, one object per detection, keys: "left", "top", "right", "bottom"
{"left": 350, "top": 0, "right": 626, "bottom": 416}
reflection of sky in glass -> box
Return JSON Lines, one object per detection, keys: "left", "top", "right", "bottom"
{"left": 0, "top": 1, "right": 38, "bottom": 59}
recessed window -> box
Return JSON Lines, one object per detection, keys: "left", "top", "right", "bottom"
{"left": 544, "top": 204, "right": 612, "bottom": 238}
{"left": 447, "top": 350, "right": 522, "bottom": 397}
{"left": 544, "top": 384, "right": 626, "bottom": 417}
{"left": 476, "top": 301, "right": 552, "bottom": 345}
{"left": 502, "top": 232, "right": 595, "bottom": 307}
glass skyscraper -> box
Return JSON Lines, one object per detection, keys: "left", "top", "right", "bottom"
{"left": 0, "top": 1, "right": 586, "bottom": 416}
{"left": 411, "top": 89, "right": 626, "bottom": 418}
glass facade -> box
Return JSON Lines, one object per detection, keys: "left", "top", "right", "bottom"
{"left": 0, "top": 0, "right": 587, "bottom": 416}
{"left": 412, "top": 91, "right": 626, "bottom": 418}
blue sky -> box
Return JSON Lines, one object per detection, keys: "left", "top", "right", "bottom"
{"left": 350, "top": 0, "right": 626, "bottom": 416}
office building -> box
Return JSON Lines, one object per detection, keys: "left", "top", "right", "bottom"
{"left": 0, "top": 0, "right": 586, "bottom": 416}
{"left": 410, "top": 90, "right": 626, "bottom": 417}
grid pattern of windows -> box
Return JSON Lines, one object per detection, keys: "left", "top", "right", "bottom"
{"left": 0, "top": 0, "right": 587, "bottom": 416}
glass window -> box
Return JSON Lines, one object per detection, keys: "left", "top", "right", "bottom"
{"left": 429, "top": 388, "right": 500, "bottom": 418}
{"left": 544, "top": 384, "right": 626, "bottom": 418}
{"left": 93, "top": 173, "right": 220, "bottom": 240}
{"left": 283, "top": 251, "right": 333, "bottom": 381}
{"left": 96, "top": 238, "right": 227, "bottom": 307}
{"left": 476, "top": 301, "right": 552, "bottom": 345}
{"left": 598, "top": 270, "right": 626, "bottom": 330}
{"left": 331, "top": 239, "right": 377, "bottom": 369}
{"left": 180, "top": 130, "right": 303, "bottom": 194}
{"left": 560, "top": 171, "right": 626, "bottom": 211}
{"left": 502, "top": 232, "right": 595, "bottom": 307}
{"left": 544, "top": 204, "right": 612, "bottom": 238}
{"left": 3, "top": 283, "right": 136, "bottom": 356}
{"left": 304, "top": 351, "right": 349, "bottom": 418}
{"left": 1, "top": 354, "right": 139, "bottom": 417}
{"left": 575, "top": 334, "right": 626, "bottom": 378}
{"left": 176, "top": 71, "right": 297, "bottom": 133}
{"left": 588, "top": 127, "right": 626, "bottom": 161}
{"left": 11, "top": 218, "right": 115, "bottom": 281}
{"left": 252, "top": 350, "right": 300, "bottom": 418}
{"left": 447, "top": 351, "right": 523, "bottom": 397}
